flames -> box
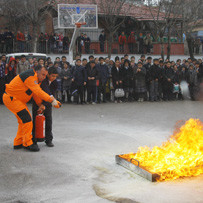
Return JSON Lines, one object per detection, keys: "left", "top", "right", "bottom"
{"left": 120, "top": 119, "right": 203, "bottom": 181}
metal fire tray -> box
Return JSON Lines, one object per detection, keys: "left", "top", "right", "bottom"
{"left": 115, "top": 155, "right": 159, "bottom": 182}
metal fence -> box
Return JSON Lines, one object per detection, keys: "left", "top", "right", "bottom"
{"left": 0, "top": 40, "right": 69, "bottom": 54}
{"left": 1, "top": 38, "right": 202, "bottom": 55}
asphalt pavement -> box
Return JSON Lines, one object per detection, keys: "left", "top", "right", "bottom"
{"left": 0, "top": 101, "right": 202, "bottom": 203}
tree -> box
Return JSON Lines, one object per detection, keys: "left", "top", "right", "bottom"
{"left": 1, "top": 0, "right": 55, "bottom": 52}
{"left": 93, "top": 0, "right": 130, "bottom": 58}
{"left": 160, "top": 0, "right": 202, "bottom": 59}
{"left": 177, "top": 0, "right": 202, "bottom": 59}
{"left": 20, "top": 0, "right": 55, "bottom": 52}
{"left": 0, "top": 0, "right": 25, "bottom": 32}
{"left": 147, "top": 0, "right": 183, "bottom": 60}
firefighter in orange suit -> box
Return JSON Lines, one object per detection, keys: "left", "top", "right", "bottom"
{"left": 3, "top": 65, "right": 61, "bottom": 152}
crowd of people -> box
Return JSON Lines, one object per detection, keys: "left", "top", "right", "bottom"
{"left": 1, "top": 28, "right": 202, "bottom": 55}
{"left": 1, "top": 53, "right": 203, "bottom": 106}
{"left": 118, "top": 32, "right": 154, "bottom": 54}
{"left": 0, "top": 28, "right": 70, "bottom": 54}
{"left": 78, "top": 31, "right": 156, "bottom": 55}
{"left": 0, "top": 29, "right": 32, "bottom": 53}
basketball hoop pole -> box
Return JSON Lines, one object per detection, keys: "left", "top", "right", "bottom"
{"left": 69, "top": 22, "right": 86, "bottom": 64}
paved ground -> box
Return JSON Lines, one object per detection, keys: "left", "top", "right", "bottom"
{"left": 0, "top": 101, "right": 202, "bottom": 203}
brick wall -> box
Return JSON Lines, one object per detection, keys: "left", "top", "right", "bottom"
{"left": 45, "top": 14, "right": 54, "bottom": 34}
{"left": 81, "top": 42, "right": 184, "bottom": 55}
{"left": 153, "top": 43, "right": 184, "bottom": 55}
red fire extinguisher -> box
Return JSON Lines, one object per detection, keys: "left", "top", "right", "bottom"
{"left": 35, "top": 114, "right": 45, "bottom": 142}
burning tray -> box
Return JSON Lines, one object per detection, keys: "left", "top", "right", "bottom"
{"left": 115, "top": 155, "right": 160, "bottom": 182}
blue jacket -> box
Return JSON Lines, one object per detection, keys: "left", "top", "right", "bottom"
{"left": 87, "top": 65, "right": 99, "bottom": 86}
{"left": 73, "top": 65, "right": 87, "bottom": 86}
{"left": 96, "top": 63, "right": 109, "bottom": 84}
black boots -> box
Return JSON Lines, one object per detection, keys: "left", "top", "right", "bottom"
{"left": 24, "top": 144, "right": 40, "bottom": 152}
{"left": 45, "top": 141, "right": 54, "bottom": 147}
{"left": 13, "top": 144, "right": 23, "bottom": 149}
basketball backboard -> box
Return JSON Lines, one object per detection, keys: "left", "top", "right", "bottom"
{"left": 58, "top": 4, "right": 98, "bottom": 29}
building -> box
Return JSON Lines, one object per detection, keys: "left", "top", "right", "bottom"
{"left": 0, "top": 0, "right": 185, "bottom": 55}
{"left": 42, "top": 0, "right": 184, "bottom": 55}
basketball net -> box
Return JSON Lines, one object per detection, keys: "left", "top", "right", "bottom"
{"left": 75, "top": 22, "right": 86, "bottom": 28}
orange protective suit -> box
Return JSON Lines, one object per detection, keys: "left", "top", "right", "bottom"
{"left": 3, "top": 69, "right": 53, "bottom": 147}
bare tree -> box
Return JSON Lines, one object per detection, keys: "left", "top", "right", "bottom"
{"left": 177, "top": 0, "right": 202, "bottom": 59}
{"left": 0, "top": 0, "right": 25, "bottom": 32}
{"left": 147, "top": 0, "right": 183, "bottom": 60}
{"left": 20, "top": 0, "right": 55, "bottom": 52}
{"left": 1, "top": 0, "right": 55, "bottom": 52}
{"left": 93, "top": 0, "right": 131, "bottom": 58}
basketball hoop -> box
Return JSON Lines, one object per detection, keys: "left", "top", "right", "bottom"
{"left": 58, "top": 4, "right": 98, "bottom": 64}
{"left": 75, "top": 22, "right": 86, "bottom": 28}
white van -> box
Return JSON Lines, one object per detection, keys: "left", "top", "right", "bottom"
{"left": 6, "top": 53, "right": 47, "bottom": 64}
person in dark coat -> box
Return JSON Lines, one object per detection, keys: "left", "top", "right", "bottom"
{"left": 39, "top": 32, "right": 45, "bottom": 53}
{"left": 86, "top": 61, "right": 99, "bottom": 104}
{"left": 84, "top": 34, "right": 91, "bottom": 54}
{"left": 138, "top": 33, "right": 144, "bottom": 54}
{"left": 82, "top": 58, "right": 88, "bottom": 103}
{"left": 76, "top": 33, "right": 84, "bottom": 55}
{"left": 60, "top": 62, "right": 73, "bottom": 103}
{"left": 96, "top": 57, "right": 109, "bottom": 103}
{"left": 162, "top": 61, "right": 174, "bottom": 101}
{"left": 32, "top": 67, "right": 58, "bottom": 147}
{"left": 179, "top": 66, "right": 188, "bottom": 82}
{"left": 111, "top": 60, "right": 123, "bottom": 103}
{"left": 54, "top": 33, "right": 59, "bottom": 52}
{"left": 186, "top": 64, "right": 198, "bottom": 100}
{"left": 195, "top": 62, "right": 201, "bottom": 86}
{"left": 99, "top": 31, "right": 106, "bottom": 52}
{"left": 4, "top": 28, "right": 14, "bottom": 54}
{"left": 149, "top": 59, "right": 162, "bottom": 102}
{"left": 158, "top": 60, "right": 164, "bottom": 100}
{"left": 72, "top": 59, "right": 87, "bottom": 104}
{"left": 48, "top": 32, "right": 55, "bottom": 53}
{"left": 121, "top": 59, "right": 134, "bottom": 101}
{"left": 60, "top": 55, "right": 69, "bottom": 68}
{"left": 85, "top": 55, "right": 95, "bottom": 71}
{"left": 198, "top": 62, "right": 203, "bottom": 83}
{"left": 133, "top": 62, "right": 146, "bottom": 102}
{"left": 24, "top": 31, "right": 32, "bottom": 52}
{"left": 143, "top": 56, "right": 152, "bottom": 100}
{"left": 63, "top": 35, "right": 69, "bottom": 52}
{"left": 173, "top": 65, "right": 180, "bottom": 84}
{"left": 0, "top": 30, "right": 5, "bottom": 53}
